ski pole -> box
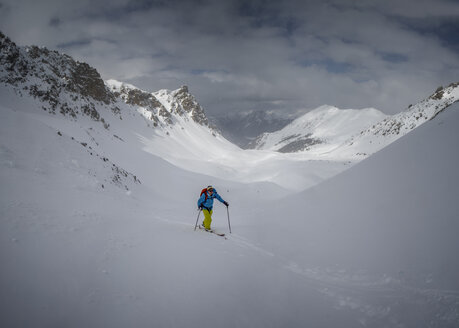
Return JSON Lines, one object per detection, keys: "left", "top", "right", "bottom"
{"left": 226, "top": 206, "right": 232, "bottom": 233}
{"left": 194, "top": 209, "right": 202, "bottom": 231}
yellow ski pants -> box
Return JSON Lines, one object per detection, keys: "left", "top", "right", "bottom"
{"left": 202, "top": 209, "right": 213, "bottom": 230}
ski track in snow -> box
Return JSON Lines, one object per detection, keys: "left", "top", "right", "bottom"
{"left": 284, "top": 261, "right": 459, "bottom": 326}
{"left": 153, "top": 208, "right": 459, "bottom": 327}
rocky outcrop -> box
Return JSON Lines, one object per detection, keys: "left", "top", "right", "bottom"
{"left": 172, "top": 85, "right": 209, "bottom": 126}
{"left": 277, "top": 134, "right": 323, "bottom": 153}
{"left": 0, "top": 31, "right": 220, "bottom": 136}
{"left": 109, "top": 80, "right": 218, "bottom": 132}
{"left": 357, "top": 82, "right": 459, "bottom": 139}
{"left": 108, "top": 82, "right": 172, "bottom": 126}
{"left": 0, "top": 31, "right": 117, "bottom": 128}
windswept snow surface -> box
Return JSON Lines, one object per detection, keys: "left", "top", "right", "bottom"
{"left": 1, "top": 79, "right": 459, "bottom": 328}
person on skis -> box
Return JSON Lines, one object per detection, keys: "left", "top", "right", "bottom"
{"left": 197, "top": 185, "right": 228, "bottom": 231}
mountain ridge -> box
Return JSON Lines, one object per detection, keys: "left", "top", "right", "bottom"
{"left": 251, "top": 84, "right": 459, "bottom": 159}
{"left": 2, "top": 30, "right": 458, "bottom": 192}
{"left": 0, "top": 31, "right": 219, "bottom": 137}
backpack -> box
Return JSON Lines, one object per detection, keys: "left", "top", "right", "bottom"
{"left": 200, "top": 188, "right": 209, "bottom": 202}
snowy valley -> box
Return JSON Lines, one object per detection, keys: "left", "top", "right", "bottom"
{"left": 1, "top": 31, "right": 459, "bottom": 328}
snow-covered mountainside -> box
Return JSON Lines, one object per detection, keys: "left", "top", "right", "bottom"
{"left": 251, "top": 105, "right": 387, "bottom": 154}
{"left": 0, "top": 31, "right": 219, "bottom": 137}
{"left": 0, "top": 32, "right": 117, "bottom": 125}
{"left": 105, "top": 79, "right": 216, "bottom": 132}
{"left": 253, "top": 84, "right": 459, "bottom": 160}
{"left": 0, "top": 31, "right": 354, "bottom": 193}
{"left": 333, "top": 83, "right": 459, "bottom": 158}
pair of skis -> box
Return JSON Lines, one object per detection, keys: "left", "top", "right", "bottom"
{"left": 198, "top": 225, "right": 226, "bottom": 238}
{"left": 194, "top": 207, "right": 231, "bottom": 238}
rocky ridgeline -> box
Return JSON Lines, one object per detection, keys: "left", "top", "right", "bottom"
{"left": 356, "top": 82, "right": 459, "bottom": 139}
{"left": 171, "top": 85, "right": 211, "bottom": 128}
{"left": 107, "top": 80, "right": 217, "bottom": 132}
{"left": 0, "top": 31, "right": 216, "bottom": 133}
{"left": 108, "top": 81, "right": 173, "bottom": 127}
{"left": 0, "top": 31, "right": 121, "bottom": 128}
{"left": 251, "top": 83, "right": 459, "bottom": 156}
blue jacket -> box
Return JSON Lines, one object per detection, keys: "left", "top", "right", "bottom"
{"left": 197, "top": 189, "right": 226, "bottom": 211}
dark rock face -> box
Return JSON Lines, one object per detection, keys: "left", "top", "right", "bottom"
{"left": 172, "top": 86, "right": 211, "bottom": 127}
{"left": 108, "top": 82, "right": 217, "bottom": 131}
{"left": 1, "top": 31, "right": 218, "bottom": 135}
{"left": 0, "top": 31, "right": 116, "bottom": 128}
{"left": 0, "top": 32, "right": 28, "bottom": 83}
{"left": 70, "top": 61, "right": 113, "bottom": 104}
{"left": 109, "top": 84, "right": 173, "bottom": 126}
{"left": 277, "top": 135, "right": 323, "bottom": 153}
{"left": 362, "top": 82, "right": 459, "bottom": 138}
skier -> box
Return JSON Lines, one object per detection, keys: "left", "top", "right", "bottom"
{"left": 197, "top": 186, "right": 229, "bottom": 231}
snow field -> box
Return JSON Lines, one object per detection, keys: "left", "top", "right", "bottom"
{"left": 1, "top": 84, "right": 459, "bottom": 327}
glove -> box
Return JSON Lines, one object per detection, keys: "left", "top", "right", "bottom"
{"left": 223, "top": 201, "right": 229, "bottom": 207}
{"left": 198, "top": 205, "right": 203, "bottom": 210}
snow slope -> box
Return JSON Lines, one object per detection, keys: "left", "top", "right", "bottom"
{"left": 102, "top": 82, "right": 351, "bottom": 192}
{"left": 257, "top": 102, "right": 459, "bottom": 276}
{"left": 244, "top": 103, "right": 459, "bottom": 326}
{"left": 1, "top": 95, "right": 459, "bottom": 327}
{"left": 97, "top": 79, "right": 355, "bottom": 191}
{"left": 0, "top": 91, "right": 354, "bottom": 328}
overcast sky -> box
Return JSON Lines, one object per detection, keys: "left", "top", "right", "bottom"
{"left": 1, "top": 0, "right": 458, "bottom": 116}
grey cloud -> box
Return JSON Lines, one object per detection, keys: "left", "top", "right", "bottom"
{"left": 0, "top": 0, "right": 458, "bottom": 116}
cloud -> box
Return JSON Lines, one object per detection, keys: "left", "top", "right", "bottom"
{"left": 1, "top": 0, "right": 458, "bottom": 116}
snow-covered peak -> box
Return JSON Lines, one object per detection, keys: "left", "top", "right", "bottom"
{"left": 361, "top": 82, "right": 459, "bottom": 138}
{"left": 253, "top": 83, "right": 459, "bottom": 160}
{"left": 253, "top": 104, "right": 387, "bottom": 154}
{"left": 333, "top": 82, "right": 459, "bottom": 159}
{"left": 155, "top": 85, "right": 212, "bottom": 128}
{"left": 283, "top": 105, "right": 385, "bottom": 135}
{"left": 105, "top": 79, "right": 214, "bottom": 130}
{"left": 105, "top": 79, "right": 142, "bottom": 93}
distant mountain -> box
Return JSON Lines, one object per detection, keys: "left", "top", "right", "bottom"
{"left": 334, "top": 83, "right": 459, "bottom": 159}
{"left": 105, "top": 79, "right": 218, "bottom": 132}
{"left": 252, "top": 83, "right": 459, "bottom": 159}
{"left": 212, "top": 110, "right": 293, "bottom": 148}
{"left": 249, "top": 105, "right": 387, "bottom": 153}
